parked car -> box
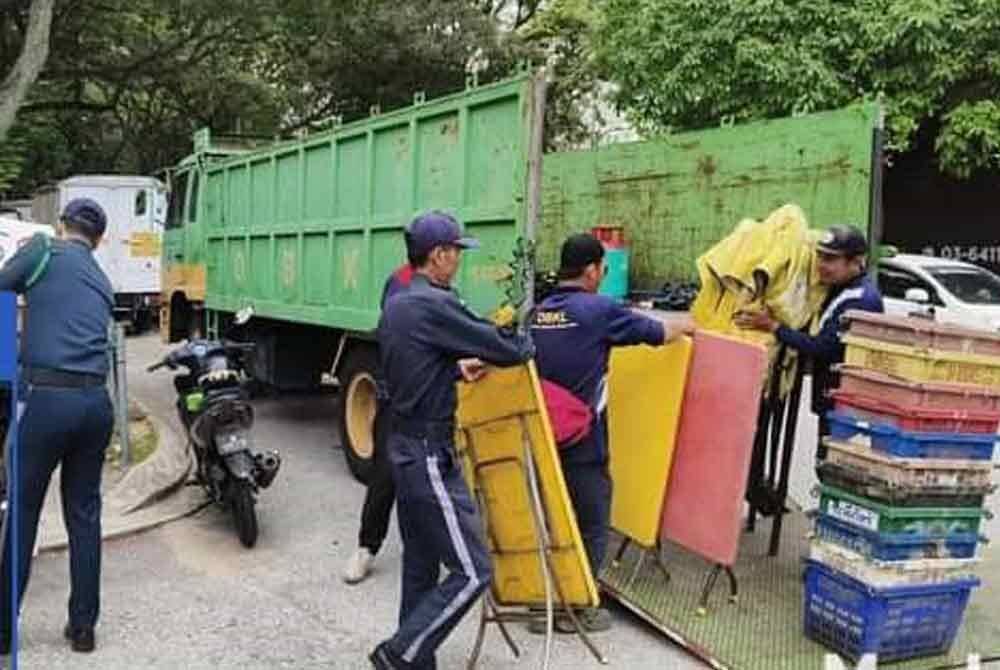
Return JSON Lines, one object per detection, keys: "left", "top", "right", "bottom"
{"left": 877, "top": 254, "right": 1000, "bottom": 332}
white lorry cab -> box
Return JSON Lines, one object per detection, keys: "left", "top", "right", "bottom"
{"left": 877, "top": 254, "right": 1000, "bottom": 333}
{"left": 32, "top": 175, "right": 168, "bottom": 332}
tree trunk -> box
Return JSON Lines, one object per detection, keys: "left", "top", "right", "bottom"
{"left": 0, "top": 0, "right": 57, "bottom": 142}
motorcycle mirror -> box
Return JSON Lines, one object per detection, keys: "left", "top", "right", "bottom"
{"left": 234, "top": 305, "right": 254, "bottom": 325}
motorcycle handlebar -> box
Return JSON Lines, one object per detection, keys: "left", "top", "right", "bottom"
{"left": 147, "top": 361, "right": 167, "bottom": 373}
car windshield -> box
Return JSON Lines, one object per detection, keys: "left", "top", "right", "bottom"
{"left": 927, "top": 266, "right": 1000, "bottom": 305}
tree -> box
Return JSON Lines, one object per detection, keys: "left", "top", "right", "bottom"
{"left": 0, "top": 0, "right": 55, "bottom": 142}
{"left": 516, "top": 0, "right": 606, "bottom": 149}
{"left": 1, "top": 0, "right": 521, "bottom": 195}
{"left": 594, "top": 0, "right": 1000, "bottom": 177}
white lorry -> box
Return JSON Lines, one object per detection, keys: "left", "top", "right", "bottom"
{"left": 32, "top": 175, "right": 168, "bottom": 332}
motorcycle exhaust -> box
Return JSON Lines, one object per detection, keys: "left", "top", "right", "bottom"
{"left": 254, "top": 450, "right": 281, "bottom": 489}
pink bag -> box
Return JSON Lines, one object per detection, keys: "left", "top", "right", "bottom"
{"left": 540, "top": 379, "right": 593, "bottom": 449}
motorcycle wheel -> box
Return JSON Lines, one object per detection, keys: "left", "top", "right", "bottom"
{"left": 231, "top": 480, "right": 258, "bottom": 548}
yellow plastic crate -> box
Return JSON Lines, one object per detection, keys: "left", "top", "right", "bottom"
{"left": 843, "top": 335, "right": 1000, "bottom": 389}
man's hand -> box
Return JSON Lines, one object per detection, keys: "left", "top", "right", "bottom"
{"left": 457, "top": 358, "right": 488, "bottom": 383}
{"left": 733, "top": 307, "right": 779, "bottom": 333}
{"left": 667, "top": 314, "right": 697, "bottom": 340}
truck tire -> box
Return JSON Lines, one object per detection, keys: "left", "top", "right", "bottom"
{"left": 337, "top": 345, "right": 379, "bottom": 484}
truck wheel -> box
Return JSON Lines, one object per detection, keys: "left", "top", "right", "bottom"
{"left": 337, "top": 345, "right": 379, "bottom": 484}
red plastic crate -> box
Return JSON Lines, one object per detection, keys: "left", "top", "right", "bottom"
{"left": 837, "top": 365, "right": 1000, "bottom": 413}
{"left": 831, "top": 390, "right": 1000, "bottom": 434}
{"left": 843, "top": 310, "right": 1000, "bottom": 357}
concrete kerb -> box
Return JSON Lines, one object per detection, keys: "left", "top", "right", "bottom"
{"left": 37, "top": 399, "right": 203, "bottom": 554}
{"left": 106, "top": 404, "right": 193, "bottom": 515}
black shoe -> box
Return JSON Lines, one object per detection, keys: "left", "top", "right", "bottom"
{"left": 64, "top": 624, "right": 95, "bottom": 653}
{"left": 369, "top": 641, "right": 406, "bottom": 669}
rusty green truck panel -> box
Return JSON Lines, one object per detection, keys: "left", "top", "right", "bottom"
{"left": 538, "top": 105, "right": 879, "bottom": 286}
{"left": 202, "top": 76, "right": 534, "bottom": 331}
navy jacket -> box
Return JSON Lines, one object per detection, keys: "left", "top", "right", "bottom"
{"left": 776, "top": 273, "right": 883, "bottom": 414}
{"left": 532, "top": 287, "right": 666, "bottom": 465}
{"left": 378, "top": 274, "right": 534, "bottom": 424}
{"left": 0, "top": 234, "right": 113, "bottom": 377}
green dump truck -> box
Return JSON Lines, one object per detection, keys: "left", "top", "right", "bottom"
{"left": 160, "top": 71, "right": 881, "bottom": 482}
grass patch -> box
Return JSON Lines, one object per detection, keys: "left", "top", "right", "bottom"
{"left": 107, "top": 418, "right": 158, "bottom": 467}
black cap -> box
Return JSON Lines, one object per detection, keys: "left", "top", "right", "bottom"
{"left": 404, "top": 210, "right": 479, "bottom": 260}
{"left": 61, "top": 198, "right": 108, "bottom": 239}
{"left": 817, "top": 224, "right": 867, "bottom": 258}
{"left": 558, "top": 233, "right": 605, "bottom": 279}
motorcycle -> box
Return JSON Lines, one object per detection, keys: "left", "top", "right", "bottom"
{"left": 148, "top": 309, "right": 280, "bottom": 547}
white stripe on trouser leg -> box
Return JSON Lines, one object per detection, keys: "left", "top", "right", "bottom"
{"left": 403, "top": 456, "right": 484, "bottom": 663}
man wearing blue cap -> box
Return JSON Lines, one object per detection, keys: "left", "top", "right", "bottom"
{"left": 370, "top": 211, "right": 534, "bottom": 670}
{"left": 0, "top": 198, "right": 114, "bottom": 654}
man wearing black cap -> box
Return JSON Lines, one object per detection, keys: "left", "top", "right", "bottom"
{"left": 531, "top": 233, "right": 693, "bottom": 633}
{"left": 736, "top": 224, "right": 884, "bottom": 447}
{"left": 0, "top": 198, "right": 114, "bottom": 654}
{"left": 370, "top": 211, "right": 534, "bottom": 670}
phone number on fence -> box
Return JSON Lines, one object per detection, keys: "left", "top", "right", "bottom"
{"left": 922, "top": 246, "right": 1000, "bottom": 264}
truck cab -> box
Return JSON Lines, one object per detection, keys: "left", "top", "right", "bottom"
{"left": 161, "top": 129, "right": 271, "bottom": 342}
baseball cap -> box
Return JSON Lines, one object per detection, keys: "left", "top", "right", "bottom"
{"left": 61, "top": 198, "right": 108, "bottom": 238}
{"left": 404, "top": 211, "right": 479, "bottom": 259}
{"left": 558, "top": 233, "right": 605, "bottom": 279}
{"left": 817, "top": 224, "right": 867, "bottom": 258}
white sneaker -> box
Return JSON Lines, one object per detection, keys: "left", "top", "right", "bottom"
{"left": 342, "top": 547, "right": 375, "bottom": 584}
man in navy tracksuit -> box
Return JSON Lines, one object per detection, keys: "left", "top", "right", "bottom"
{"left": 343, "top": 264, "right": 413, "bottom": 584}
{"left": 531, "top": 233, "right": 692, "bottom": 633}
{"left": 0, "top": 199, "right": 114, "bottom": 654}
{"left": 736, "top": 224, "right": 884, "bottom": 454}
{"left": 370, "top": 211, "right": 533, "bottom": 670}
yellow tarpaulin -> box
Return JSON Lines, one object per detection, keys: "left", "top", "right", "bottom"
{"left": 690, "top": 204, "right": 828, "bottom": 394}
{"left": 455, "top": 363, "right": 600, "bottom": 608}
{"left": 607, "top": 337, "right": 693, "bottom": 548}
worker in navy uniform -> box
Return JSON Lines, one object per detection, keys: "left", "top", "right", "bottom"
{"left": 735, "top": 224, "right": 884, "bottom": 454}
{"left": 370, "top": 211, "right": 534, "bottom": 670}
{"left": 531, "top": 233, "right": 693, "bottom": 633}
{"left": 0, "top": 198, "right": 115, "bottom": 654}
{"left": 343, "top": 264, "right": 413, "bottom": 584}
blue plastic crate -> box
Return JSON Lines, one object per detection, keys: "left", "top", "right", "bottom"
{"left": 827, "top": 411, "right": 998, "bottom": 460}
{"left": 815, "top": 514, "right": 981, "bottom": 561}
{"left": 804, "top": 560, "right": 978, "bottom": 662}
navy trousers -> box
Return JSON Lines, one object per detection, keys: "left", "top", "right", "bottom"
{"left": 561, "top": 460, "right": 612, "bottom": 580}
{"left": 358, "top": 402, "right": 395, "bottom": 555}
{"left": 384, "top": 434, "right": 491, "bottom": 670}
{"left": 0, "top": 385, "right": 113, "bottom": 635}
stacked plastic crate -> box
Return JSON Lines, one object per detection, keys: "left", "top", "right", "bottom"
{"left": 804, "top": 310, "right": 1000, "bottom": 663}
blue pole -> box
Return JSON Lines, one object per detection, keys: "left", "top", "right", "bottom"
{"left": 8, "top": 383, "right": 16, "bottom": 670}
{"left": 0, "top": 292, "right": 20, "bottom": 669}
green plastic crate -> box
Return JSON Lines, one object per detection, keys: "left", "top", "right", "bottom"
{"left": 817, "top": 484, "right": 988, "bottom": 537}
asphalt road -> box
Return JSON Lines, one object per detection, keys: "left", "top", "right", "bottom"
{"left": 13, "top": 334, "right": 706, "bottom": 670}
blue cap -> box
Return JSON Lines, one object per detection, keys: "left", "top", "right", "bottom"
{"left": 405, "top": 211, "right": 479, "bottom": 259}
{"left": 61, "top": 198, "right": 108, "bottom": 238}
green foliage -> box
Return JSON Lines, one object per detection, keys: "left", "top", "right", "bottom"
{"left": 518, "top": 0, "right": 604, "bottom": 149}
{"left": 0, "top": 0, "right": 520, "bottom": 194}
{"left": 594, "top": 0, "right": 1000, "bottom": 177}
{"left": 936, "top": 101, "right": 1000, "bottom": 178}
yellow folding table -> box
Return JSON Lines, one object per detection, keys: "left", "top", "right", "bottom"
{"left": 456, "top": 362, "right": 607, "bottom": 669}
